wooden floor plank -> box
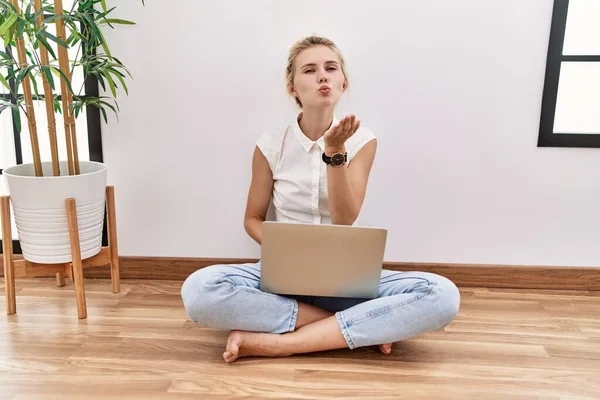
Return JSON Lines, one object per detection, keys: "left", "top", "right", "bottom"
{"left": 1, "top": 278, "right": 600, "bottom": 399}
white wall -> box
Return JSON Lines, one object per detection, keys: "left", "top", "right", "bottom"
{"left": 99, "top": 0, "right": 600, "bottom": 267}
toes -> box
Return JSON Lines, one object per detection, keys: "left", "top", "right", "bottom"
{"left": 223, "top": 351, "right": 236, "bottom": 363}
{"left": 229, "top": 338, "right": 240, "bottom": 355}
{"left": 379, "top": 343, "right": 393, "bottom": 354}
{"left": 224, "top": 331, "right": 242, "bottom": 363}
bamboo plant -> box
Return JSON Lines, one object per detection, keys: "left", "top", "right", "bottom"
{"left": 0, "top": 0, "right": 140, "bottom": 177}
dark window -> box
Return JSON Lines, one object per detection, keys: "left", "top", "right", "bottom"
{"left": 538, "top": 0, "right": 600, "bottom": 148}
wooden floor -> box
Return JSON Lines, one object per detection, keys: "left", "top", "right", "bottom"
{"left": 1, "top": 279, "right": 599, "bottom": 400}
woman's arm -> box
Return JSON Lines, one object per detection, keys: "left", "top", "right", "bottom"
{"left": 244, "top": 146, "right": 274, "bottom": 244}
{"left": 324, "top": 115, "right": 377, "bottom": 225}
{"left": 326, "top": 140, "right": 377, "bottom": 225}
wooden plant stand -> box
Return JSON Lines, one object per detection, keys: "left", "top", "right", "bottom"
{"left": 1, "top": 186, "right": 120, "bottom": 319}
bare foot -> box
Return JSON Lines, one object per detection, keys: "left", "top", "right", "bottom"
{"left": 378, "top": 343, "right": 393, "bottom": 354}
{"left": 223, "top": 330, "right": 291, "bottom": 363}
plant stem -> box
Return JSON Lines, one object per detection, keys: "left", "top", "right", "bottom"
{"left": 69, "top": 41, "right": 81, "bottom": 79}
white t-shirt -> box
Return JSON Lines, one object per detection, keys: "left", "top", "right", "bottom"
{"left": 256, "top": 113, "right": 376, "bottom": 225}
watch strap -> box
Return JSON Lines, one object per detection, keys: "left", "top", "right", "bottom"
{"left": 322, "top": 152, "right": 347, "bottom": 166}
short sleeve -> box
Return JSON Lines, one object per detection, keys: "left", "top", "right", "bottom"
{"left": 346, "top": 126, "right": 377, "bottom": 162}
{"left": 256, "top": 128, "right": 285, "bottom": 173}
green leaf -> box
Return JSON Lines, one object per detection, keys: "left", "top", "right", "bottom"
{"left": 25, "top": 49, "right": 37, "bottom": 65}
{"left": 103, "top": 70, "right": 117, "bottom": 97}
{"left": 111, "top": 69, "right": 128, "bottom": 95}
{"left": 0, "top": 102, "right": 18, "bottom": 114}
{"left": 38, "top": 29, "right": 68, "bottom": 48}
{"left": 5, "top": 68, "right": 16, "bottom": 82}
{"left": 95, "top": 73, "right": 106, "bottom": 91}
{"left": 110, "top": 59, "right": 132, "bottom": 79}
{"left": 100, "top": 98, "right": 119, "bottom": 113}
{"left": 99, "top": 105, "right": 107, "bottom": 123}
{"left": 0, "top": 13, "right": 18, "bottom": 36}
{"left": 100, "top": 18, "right": 135, "bottom": 26}
{"left": 0, "top": 74, "right": 10, "bottom": 92}
{"left": 31, "top": 3, "right": 54, "bottom": 22}
{"left": 97, "top": 6, "right": 117, "bottom": 20}
{"left": 50, "top": 66, "right": 74, "bottom": 95}
{"left": 100, "top": 0, "right": 107, "bottom": 11}
{"left": 81, "top": 13, "right": 111, "bottom": 57}
{"left": 24, "top": 2, "right": 33, "bottom": 19}
{"left": 12, "top": 106, "right": 20, "bottom": 134}
{"left": 35, "top": 32, "right": 58, "bottom": 59}
{"left": 32, "top": 9, "right": 46, "bottom": 23}
{"left": 3, "top": 30, "right": 9, "bottom": 47}
{"left": 49, "top": 66, "right": 61, "bottom": 78}
{"left": 53, "top": 96, "right": 61, "bottom": 113}
{"left": 0, "top": 1, "right": 17, "bottom": 11}
{"left": 65, "top": 20, "right": 80, "bottom": 37}
{"left": 16, "top": 17, "right": 25, "bottom": 38}
{"left": 16, "top": 66, "right": 36, "bottom": 86}
{"left": 67, "top": 29, "right": 85, "bottom": 43}
{"left": 107, "top": 67, "right": 125, "bottom": 78}
{"left": 43, "top": 14, "right": 76, "bottom": 26}
{"left": 67, "top": 34, "right": 80, "bottom": 47}
{"left": 31, "top": 72, "right": 40, "bottom": 97}
{"left": 41, "top": 65, "right": 55, "bottom": 90}
{"left": 73, "top": 102, "right": 80, "bottom": 118}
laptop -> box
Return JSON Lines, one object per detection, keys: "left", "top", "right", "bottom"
{"left": 260, "top": 221, "right": 387, "bottom": 299}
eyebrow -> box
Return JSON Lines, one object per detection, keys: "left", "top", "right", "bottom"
{"left": 301, "top": 61, "right": 340, "bottom": 69}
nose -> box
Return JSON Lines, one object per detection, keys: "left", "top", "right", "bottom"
{"left": 318, "top": 73, "right": 328, "bottom": 83}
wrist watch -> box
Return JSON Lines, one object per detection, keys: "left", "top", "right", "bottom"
{"left": 322, "top": 151, "right": 347, "bottom": 167}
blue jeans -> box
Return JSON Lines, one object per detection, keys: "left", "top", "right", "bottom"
{"left": 181, "top": 261, "right": 460, "bottom": 349}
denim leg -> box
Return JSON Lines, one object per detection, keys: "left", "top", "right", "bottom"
{"left": 333, "top": 270, "right": 461, "bottom": 349}
{"left": 180, "top": 262, "right": 298, "bottom": 334}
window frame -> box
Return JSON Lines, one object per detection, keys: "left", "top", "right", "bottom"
{"left": 538, "top": 0, "right": 600, "bottom": 148}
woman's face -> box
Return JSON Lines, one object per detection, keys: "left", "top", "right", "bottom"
{"left": 290, "top": 45, "right": 347, "bottom": 109}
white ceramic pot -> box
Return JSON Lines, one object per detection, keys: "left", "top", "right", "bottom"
{"left": 2, "top": 161, "right": 108, "bottom": 264}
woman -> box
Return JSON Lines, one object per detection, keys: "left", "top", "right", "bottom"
{"left": 181, "top": 36, "right": 460, "bottom": 363}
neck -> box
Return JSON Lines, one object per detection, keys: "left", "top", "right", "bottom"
{"left": 298, "top": 107, "right": 335, "bottom": 141}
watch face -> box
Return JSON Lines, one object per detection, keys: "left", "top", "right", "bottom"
{"left": 331, "top": 153, "right": 346, "bottom": 167}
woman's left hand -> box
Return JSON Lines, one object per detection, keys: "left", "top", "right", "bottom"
{"left": 324, "top": 114, "right": 361, "bottom": 153}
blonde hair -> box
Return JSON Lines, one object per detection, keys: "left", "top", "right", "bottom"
{"left": 286, "top": 35, "right": 348, "bottom": 108}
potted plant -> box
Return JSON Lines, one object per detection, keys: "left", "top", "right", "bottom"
{"left": 0, "top": 0, "right": 139, "bottom": 264}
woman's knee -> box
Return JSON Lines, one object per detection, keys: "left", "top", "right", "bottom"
{"left": 429, "top": 274, "right": 461, "bottom": 327}
{"left": 180, "top": 265, "right": 225, "bottom": 323}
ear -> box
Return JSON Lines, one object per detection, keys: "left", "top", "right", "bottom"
{"left": 342, "top": 79, "right": 348, "bottom": 92}
{"left": 288, "top": 83, "right": 297, "bottom": 97}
